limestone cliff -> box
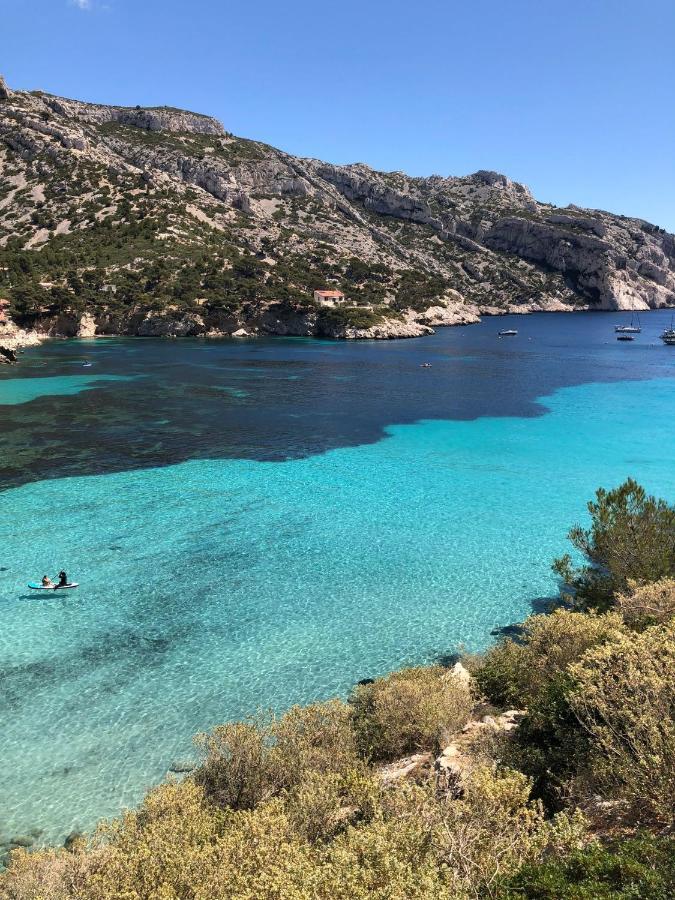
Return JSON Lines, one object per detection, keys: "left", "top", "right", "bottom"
{"left": 0, "top": 75, "right": 673, "bottom": 345}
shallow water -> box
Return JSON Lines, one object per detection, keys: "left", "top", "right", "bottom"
{"left": 1, "top": 311, "right": 674, "bottom": 845}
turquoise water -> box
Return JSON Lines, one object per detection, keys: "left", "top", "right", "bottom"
{"left": 1, "top": 314, "right": 675, "bottom": 846}
{"left": 0, "top": 374, "right": 135, "bottom": 406}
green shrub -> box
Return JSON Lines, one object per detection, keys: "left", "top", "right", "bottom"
{"left": 475, "top": 609, "right": 625, "bottom": 708}
{"left": 495, "top": 833, "right": 675, "bottom": 899}
{"left": 317, "top": 306, "right": 385, "bottom": 330}
{"left": 475, "top": 610, "right": 625, "bottom": 810}
{"left": 350, "top": 666, "right": 473, "bottom": 761}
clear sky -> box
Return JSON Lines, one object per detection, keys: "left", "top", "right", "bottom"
{"left": 3, "top": 0, "right": 674, "bottom": 231}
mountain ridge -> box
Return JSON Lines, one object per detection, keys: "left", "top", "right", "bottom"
{"left": 1, "top": 74, "right": 674, "bottom": 350}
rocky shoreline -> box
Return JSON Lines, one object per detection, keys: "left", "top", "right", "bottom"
{"left": 0, "top": 298, "right": 602, "bottom": 363}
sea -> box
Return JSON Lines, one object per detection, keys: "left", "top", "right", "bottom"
{"left": 1, "top": 310, "right": 674, "bottom": 846}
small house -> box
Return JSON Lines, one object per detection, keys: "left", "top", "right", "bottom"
{"left": 313, "top": 289, "right": 345, "bottom": 306}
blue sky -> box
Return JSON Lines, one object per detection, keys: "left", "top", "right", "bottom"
{"left": 3, "top": 0, "right": 674, "bottom": 231}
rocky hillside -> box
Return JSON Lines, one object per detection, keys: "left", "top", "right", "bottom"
{"left": 1, "top": 74, "right": 674, "bottom": 344}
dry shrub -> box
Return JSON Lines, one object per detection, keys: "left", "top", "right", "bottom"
{"left": 476, "top": 609, "right": 625, "bottom": 707}
{"left": 350, "top": 666, "right": 473, "bottom": 761}
{"left": 195, "top": 699, "right": 362, "bottom": 810}
{"left": 270, "top": 699, "right": 360, "bottom": 782}
{"left": 0, "top": 764, "right": 585, "bottom": 900}
{"left": 375, "top": 765, "right": 585, "bottom": 898}
{"left": 283, "top": 769, "right": 380, "bottom": 845}
{"left": 0, "top": 781, "right": 226, "bottom": 900}
{"left": 194, "top": 718, "right": 270, "bottom": 810}
{"left": 616, "top": 577, "right": 675, "bottom": 628}
{"left": 569, "top": 621, "right": 675, "bottom": 827}
{"left": 0, "top": 848, "right": 73, "bottom": 900}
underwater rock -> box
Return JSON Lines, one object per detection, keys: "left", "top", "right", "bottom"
{"left": 168, "top": 759, "right": 196, "bottom": 774}
{"left": 63, "top": 830, "right": 83, "bottom": 851}
{"left": 8, "top": 834, "right": 34, "bottom": 848}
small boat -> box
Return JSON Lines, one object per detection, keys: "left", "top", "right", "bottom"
{"left": 28, "top": 582, "right": 79, "bottom": 591}
{"left": 498, "top": 329, "right": 518, "bottom": 337}
{"left": 617, "top": 334, "right": 634, "bottom": 342}
{"left": 420, "top": 362, "right": 432, "bottom": 368}
{"left": 615, "top": 312, "right": 641, "bottom": 333}
{"left": 660, "top": 316, "right": 675, "bottom": 344}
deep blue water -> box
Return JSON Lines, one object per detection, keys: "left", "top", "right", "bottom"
{"left": 1, "top": 310, "right": 674, "bottom": 846}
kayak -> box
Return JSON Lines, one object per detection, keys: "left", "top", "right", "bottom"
{"left": 28, "top": 582, "right": 79, "bottom": 591}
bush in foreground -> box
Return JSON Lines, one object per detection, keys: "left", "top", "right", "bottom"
{"left": 350, "top": 666, "right": 473, "bottom": 761}
{"left": 569, "top": 620, "right": 675, "bottom": 828}
{"left": 2, "top": 767, "right": 581, "bottom": 900}
{"left": 475, "top": 609, "right": 625, "bottom": 708}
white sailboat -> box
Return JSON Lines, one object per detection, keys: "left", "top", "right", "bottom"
{"left": 615, "top": 311, "right": 642, "bottom": 333}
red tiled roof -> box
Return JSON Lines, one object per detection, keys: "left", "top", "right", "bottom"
{"left": 315, "top": 289, "right": 344, "bottom": 297}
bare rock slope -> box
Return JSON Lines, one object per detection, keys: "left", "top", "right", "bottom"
{"left": 1, "top": 74, "right": 673, "bottom": 343}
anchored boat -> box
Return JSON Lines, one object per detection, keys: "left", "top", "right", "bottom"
{"left": 615, "top": 312, "right": 642, "bottom": 333}
{"left": 660, "top": 316, "right": 675, "bottom": 345}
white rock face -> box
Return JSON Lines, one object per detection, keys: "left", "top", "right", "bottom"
{"left": 78, "top": 313, "right": 97, "bottom": 337}
{"left": 0, "top": 316, "right": 43, "bottom": 362}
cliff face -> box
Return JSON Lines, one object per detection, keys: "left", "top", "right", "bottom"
{"left": 0, "top": 74, "right": 673, "bottom": 345}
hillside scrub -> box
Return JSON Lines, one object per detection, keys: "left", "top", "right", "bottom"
{"left": 475, "top": 609, "right": 625, "bottom": 708}
{"left": 0, "top": 770, "right": 580, "bottom": 900}
{"left": 616, "top": 577, "right": 675, "bottom": 628}
{"left": 569, "top": 621, "right": 675, "bottom": 828}
{"left": 350, "top": 666, "right": 474, "bottom": 761}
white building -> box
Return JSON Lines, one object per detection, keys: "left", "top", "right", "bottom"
{"left": 313, "top": 289, "right": 345, "bottom": 306}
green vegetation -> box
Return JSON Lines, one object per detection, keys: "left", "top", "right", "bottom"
{"left": 394, "top": 268, "right": 448, "bottom": 311}
{"left": 1, "top": 477, "right": 674, "bottom": 897}
{"left": 496, "top": 834, "right": 675, "bottom": 899}
{"left": 553, "top": 478, "right": 675, "bottom": 610}
{"left": 317, "top": 305, "right": 386, "bottom": 331}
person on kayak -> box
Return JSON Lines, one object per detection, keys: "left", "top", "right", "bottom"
{"left": 57, "top": 571, "right": 68, "bottom": 587}
{"left": 41, "top": 575, "right": 54, "bottom": 587}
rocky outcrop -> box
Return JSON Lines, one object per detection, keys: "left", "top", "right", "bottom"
{"left": 40, "top": 93, "right": 224, "bottom": 136}
{"left": 435, "top": 708, "right": 527, "bottom": 794}
{"left": 0, "top": 317, "right": 43, "bottom": 362}
{"left": 484, "top": 216, "right": 675, "bottom": 310}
